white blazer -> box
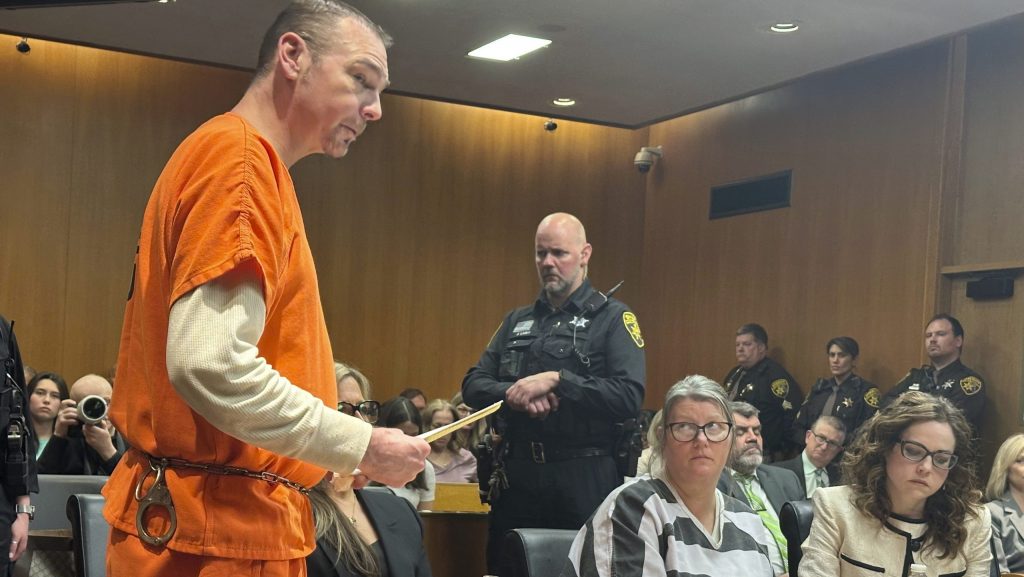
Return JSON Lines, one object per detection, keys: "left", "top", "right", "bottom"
{"left": 800, "top": 485, "right": 991, "bottom": 577}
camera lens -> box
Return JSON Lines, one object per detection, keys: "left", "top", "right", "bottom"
{"left": 77, "top": 395, "right": 109, "bottom": 425}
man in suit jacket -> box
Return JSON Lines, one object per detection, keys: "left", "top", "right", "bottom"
{"left": 717, "top": 402, "right": 804, "bottom": 573}
{"left": 773, "top": 416, "right": 846, "bottom": 499}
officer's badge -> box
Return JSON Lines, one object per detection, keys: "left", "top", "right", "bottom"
{"left": 960, "top": 376, "right": 982, "bottom": 396}
{"left": 942, "top": 379, "right": 955, "bottom": 390}
{"left": 512, "top": 320, "right": 534, "bottom": 336}
{"left": 622, "top": 312, "right": 644, "bottom": 348}
{"left": 569, "top": 316, "right": 589, "bottom": 329}
{"left": 841, "top": 397, "right": 854, "bottom": 408}
{"left": 864, "top": 387, "right": 880, "bottom": 408}
{"left": 782, "top": 400, "right": 793, "bottom": 411}
{"left": 770, "top": 379, "right": 789, "bottom": 398}
{"left": 908, "top": 383, "right": 920, "bottom": 391}
{"left": 743, "top": 383, "right": 755, "bottom": 396}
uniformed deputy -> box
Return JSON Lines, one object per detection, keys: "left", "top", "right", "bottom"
{"left": 723, "top": 323, "right": 802, "bottom": 460}
{"left": 792, "top": 336, "right": 879, "bottom": 446}
{"left": 462, "top": 213, "right": 645, "bottom": 574}
{"left": 882, "top": 313, "right": 986, "bottom": 435}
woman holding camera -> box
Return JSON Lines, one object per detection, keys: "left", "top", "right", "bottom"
{"left": 800, "top": 391, "right": 990, "bottom": 576}
{"left": 562, "top": 375, "right": 784, "bottom": 577}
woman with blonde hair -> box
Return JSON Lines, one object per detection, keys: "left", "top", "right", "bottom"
{"left": 801, "top": 391, "right": 990, "bottom": 576}
{"left": 984, "top": 433, "right": 1024, "bottom": 575}
{"left": 307, "top": 365, "right": 432, "bottom": 577}
{"left": 422, "top": 399, "right": 477, "bottom": 483}
{"left": 450, "top": 391, "right": 486, "bottom": 457}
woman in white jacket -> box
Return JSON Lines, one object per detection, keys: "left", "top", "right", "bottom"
{"left": 801, "top": 391, "right": 990, "bottom": 577}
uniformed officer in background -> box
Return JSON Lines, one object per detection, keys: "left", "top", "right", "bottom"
{"left": 723, "top": 323, "right": 802, "bottom": 460}
{"left": 791, "top": 336, "right": 879, "bottom": 446}
{"left": 882, "top": 313, "right": 986, "bottom": 435}
{"left": 463, "top": 212, "right": 645, "bottom": 575}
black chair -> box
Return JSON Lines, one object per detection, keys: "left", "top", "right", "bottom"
{"left": 779, "top": 499, "right": 814, "bottom": 576}
{"left": 66, "top": 493, "right": 109, "bottom": 577}
{"left": 36, "top": 474, "right": 108, "bottom": 530}
{"left": 501, "top": 528, "right": 578, "bottom": 577}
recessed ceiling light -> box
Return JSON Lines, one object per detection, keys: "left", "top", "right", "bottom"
{"left": 770, "top": 22, "right": 800, "bottom": 33}
{"left": 467, "top": 34, "right": 551, "bottom": 61}
{"left": 552, "top": 98, "right": 576, "bottom": 107}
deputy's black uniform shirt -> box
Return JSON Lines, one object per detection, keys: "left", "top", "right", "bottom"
{"left": 723, "top": 357, "right": 802, "bottom": 457}
{"left": 792, "top": 374, "right": 879, "bottom": 446}
{"left": 462, "top": 280, "right": 645, "bottom": 447}
{"left": 882, "top": 359, "right": 986, "bottom": 434}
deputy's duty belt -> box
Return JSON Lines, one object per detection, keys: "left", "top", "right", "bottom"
{"left": 132, "top": 449, "right": 311, "bottom": 547}
{"left": 508, "top": 441, "right": 609, "bottom": 464}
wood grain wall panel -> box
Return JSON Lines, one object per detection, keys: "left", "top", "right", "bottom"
{"left": 958, "top": 15, "right": 1024, "bottom": 267}
{"left": 301, "top": 97, "right": 649, "bottom": 401}
{"left": 640, "top": 43, "right": 954, "bottom": 406}
{"left": 0, "top": 36, "right": 78, "bottom": 373}
{"left": 62, "top": 47, "right": 249, "bottom": 380}
{"left": 949, "top": 276, "right": 1023, "bottom": 473}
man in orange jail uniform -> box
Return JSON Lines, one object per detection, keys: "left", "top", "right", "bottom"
{"left": 103, "top": 2, "right": 429, "bottom": 576}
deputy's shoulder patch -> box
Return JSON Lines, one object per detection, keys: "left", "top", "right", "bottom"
{"left": 864, "top": 387, "right": 881, "bottom": 409}
{"left": 960, "top": 375, "right": 983, "bottom": 396}
{"left": 771, "top": 379, "right": 789, "bottom": 398}
{"left": 622, "top": 312, "right": 644, "bottom": 348}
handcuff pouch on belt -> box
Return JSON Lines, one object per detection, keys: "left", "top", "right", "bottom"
{"left": 133, "top": 452, "right": 311, "bottom": 547}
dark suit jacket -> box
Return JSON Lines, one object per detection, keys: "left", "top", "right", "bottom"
{"left": 717, "top": 464, "right": 805, "bottom": 517}
{"left": 772, "top": 454, "right": 840, "bottom": 498}
{"left": 307, "top": 488, "right": 433, "bottom": 577}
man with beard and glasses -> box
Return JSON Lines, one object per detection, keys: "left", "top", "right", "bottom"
{"left": 717, "top": 402, "right": 803, "bottom": 574}
{"left": 463, "top": 212, "right": 646, "bottom": 574}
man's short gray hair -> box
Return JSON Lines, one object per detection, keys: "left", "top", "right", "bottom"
{"left": 254, "top": 0, "right": 393, "bottom": 79}
{"left": 729, "top": 401, "right": 759, "bottom": 419}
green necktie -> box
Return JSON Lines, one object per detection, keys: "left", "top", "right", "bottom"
{"left": 737, "top": 475, "right": 788, "bottom": 571}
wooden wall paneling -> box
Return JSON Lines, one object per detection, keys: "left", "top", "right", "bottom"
{"left": 958, "top": 15, "right": 1024, "bottom": 266}
{"left": 641, "top": 42, "right": 954, "bottom": 406}
{"left": 0, "top": 35, "right": 78, "bottom": 374}
{"left": 949, "top": 276, "right": 1024, "bottom": 475}
{"left": 62, "top": 46, "right": 248, "bottom": 381}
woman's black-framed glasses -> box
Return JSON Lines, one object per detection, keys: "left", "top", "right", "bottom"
{"left": 666, "top": 421, "right": 732, "bottom": 443}
{"left": 338, "top": 400, "right": 380, "bottom": 425}
{"left": 897, "top": 439, "right": 958, "bottom": 470}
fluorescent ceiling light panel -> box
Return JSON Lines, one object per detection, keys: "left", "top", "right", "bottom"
{"left": 468, "top": 34, "right": 551, "bottom": 61}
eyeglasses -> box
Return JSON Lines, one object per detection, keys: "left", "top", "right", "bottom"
{"left": 811, "top": 432, "right": 844, "bottom": 451}
{"left": 666, "top": 421, "right": 732, "bottom": 443}
{"left": 338, "top": 400, "right": 380, "bottom": 425}
{"left": 898, "top": 439, "right": 958, "bottom": 470}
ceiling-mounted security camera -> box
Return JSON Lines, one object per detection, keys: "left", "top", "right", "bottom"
{"left": 634, "top": 145, "right": 662, "bottom": 173}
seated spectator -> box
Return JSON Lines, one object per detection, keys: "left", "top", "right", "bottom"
{"left": 563, "top": 375, "right": 784, "bottom": 577}
{"left": 26, "top": 372, "right": 68, "bottom": 458}
{"left": 801, "top": 392, "right": 990, "bottom": 576}
{"left": 307, "top": 365, "right": 432, "bottom": 577}
{"left": 38, "top": 374, "right": 126, "bottom": 475}
{"left": 373, "top": 397, "right": 435, "bottom": 510}
{"left": 450, "top": 391, "right": 485, "bottom": 458}
{"left": 984, "top": 433, "right": 1024, "bottom": 575}
{"left": 399, "top": 388, "right": 427, "bottom": 411}
{"left": 335, "top": 362, "right": 380, "bottom": 425}
{"left": 422, "top": 399, "right": 477, "bottom": 483}
{"left": 634, "top": 409, "right": 662, "bottom": 477}
{"left": 774, "top": 416, "right": 847, "bottom": 498}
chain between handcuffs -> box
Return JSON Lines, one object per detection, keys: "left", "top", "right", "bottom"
{"left": 133, "top": 453, "right": 310, "bottom": 547}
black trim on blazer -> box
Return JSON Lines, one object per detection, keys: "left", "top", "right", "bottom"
{"left": 840, "top": 553, "right": 884, "bottom": 572}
